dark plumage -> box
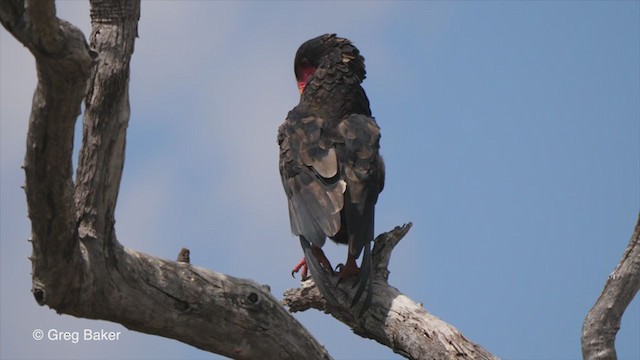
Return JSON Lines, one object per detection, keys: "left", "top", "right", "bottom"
{"left": 278, "top": 34, "right": 385, "bottom": 315}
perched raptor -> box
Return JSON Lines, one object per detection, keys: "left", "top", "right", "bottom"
{"left": 278, "top": 34, "right": 385, "bottom": 314}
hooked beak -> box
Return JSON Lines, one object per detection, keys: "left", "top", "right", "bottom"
{"left": 297, "top": 82, "right": 306, "bottom": 95}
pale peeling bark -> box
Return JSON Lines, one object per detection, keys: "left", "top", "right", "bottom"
{"left": 283, "top": 224, "right": 498, "bottom": 360}
{"left": 1, "top": 1, "right": 330, "bottom": 358}
{"left": 582, "top": 214, "right": 640, "bottom": 360}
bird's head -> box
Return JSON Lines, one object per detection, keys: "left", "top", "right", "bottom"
{"left": 294, "top": 34, "right": 366, "bottom": 95}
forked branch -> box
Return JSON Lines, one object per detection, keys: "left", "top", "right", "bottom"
{"left": 283, "top": 224, "right": 498, "bottom": 360}
{"left": 1, "top": 1, "right": 330, "bottom": 358}
{"left": 16, "top": 1, "right": 636, "bottom": 359}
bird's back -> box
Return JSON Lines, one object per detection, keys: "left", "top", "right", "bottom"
{"left": 278, "top": 34, "right": 384, "bottom": 315}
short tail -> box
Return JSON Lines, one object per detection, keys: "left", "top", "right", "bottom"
{"left": 299, "top": 237, "right": 339, "bottom": 308}
{"left": 300, "top": 237, "right": 372, "bottom": 316}
{"left": 351, "top": 241, "right": 372, "bottom": 317}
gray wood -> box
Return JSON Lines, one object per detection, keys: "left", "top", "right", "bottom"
{"left": 9, "top": 1, "right": 634, "bottom": 359}
{"left": 284, "top": 224, "right": 499, "bottom": 360}
{"left": 582, "top": 214, "right": 640, "bottom": 360}
{"left": 1, "top": 1, "right": 330, "bottom": 359}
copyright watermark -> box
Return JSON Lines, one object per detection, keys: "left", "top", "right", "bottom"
{"left": 32, "top": 328, "right": 121, "bottom": 344}
{"left": 32, "top": 329, "right": 44, "bottom": 341}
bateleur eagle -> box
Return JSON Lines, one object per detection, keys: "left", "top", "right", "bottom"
{"left": 278, "top": 34, "right": 385, "bottom": 315}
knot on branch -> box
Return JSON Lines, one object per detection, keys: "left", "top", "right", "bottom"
{"left": 176, "top": 248, "right": 190, "bottom": 263}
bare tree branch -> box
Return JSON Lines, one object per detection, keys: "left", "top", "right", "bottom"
{"left": 582, "top": 214, "right": 640, "bottom": 360}
{"left": 0, "top": 1, "right": 511, "bottom": 358}
{"left": 5, "top": 1, "right": 583, "bottom": 359}
{"left": 68, "top": 245, "right": 333, "bottom": 359}
{"left": 24, "top": 0, "right": 62, "bottom": 53}
{"left": 0, "top": 0, "right": 94, "bottom": 310}
{"left": 1, "top": 1, "right": 332, "bottom": 358}
{"left": 74, "top": 0, "right": 140, "bottom": 249}
{"left": 283, "top": 224, "right": 499, "bottom": 360}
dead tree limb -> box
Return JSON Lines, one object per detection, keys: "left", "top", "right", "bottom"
{"left": 1, "top": 0, "right": 501, "bottom": 357}
{"left": 582, "top": 214, "right": 640, "bottom": 360}
{"left": 283, "top": 224, "right": 499, "bottom": 360}
{"left": 2, "top": 0, "right": 511, "bottom": 358}
{"left": 1, "top": 1, "right": 330, "bottom": 358}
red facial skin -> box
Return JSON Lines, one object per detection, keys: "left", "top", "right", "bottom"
{"left": 297, "top": 65, "right": 316, "bottom": 94}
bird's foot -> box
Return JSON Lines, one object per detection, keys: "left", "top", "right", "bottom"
{"left": 291, "top": 258, "right": 309, "bottom": 280}
{"left": 292, "top": 246, "right": 335, "bottom": 280}
{"left": 335, "top": 254, "right": 360, "bottom": 284}
{"left": 335, "top": 262, "right": 360, "bottom": 278}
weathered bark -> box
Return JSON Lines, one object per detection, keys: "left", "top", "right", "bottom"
{"left": 1, "top": 1, "right": 331, "bottom": 359}
{"left": 284, "top": 224, "right": 498, "bottom": 360}
{"left": 582, "top": 214, "right": 640, "bottom": 360}
{"left": 2, "top": 1, "right": 511, "bottom": 359}
{"left": 4, "top": 0, "right": 95, "bottom": 312}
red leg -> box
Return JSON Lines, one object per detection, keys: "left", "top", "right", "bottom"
{"left": 291, "top": 257, "right": 309, "bottom": 280}
{"left": 292, "top": 245, "right": 335, "bottom": 280}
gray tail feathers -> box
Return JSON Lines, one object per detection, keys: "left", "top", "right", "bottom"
{"left": 351, "top": 241, "right": 372, "bottom": 317}
{"left": 299, "top": 237, "right": 372, "bottom": 317}
{"left": 299, "top": 237, "right": 339, "bottom": 308}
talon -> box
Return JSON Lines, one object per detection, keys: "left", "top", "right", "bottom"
{"left": 335, "top": 264, "right": 345, "bottom": 288}
{"left": 291, "top": 258, "right": 308, "bottom": 279}
{"left": 337, "top": 253, "right": 360, "bottom": 279}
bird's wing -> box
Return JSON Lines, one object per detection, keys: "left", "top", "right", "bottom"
{"left": 335, "top": 114, "right": 384, "bottom": 313}
{"left": 336, "top": 113, "right": 384, "bottom": 258}
{"left": 278, "top": 113, "right": 384, "bottom": 314}
{"left": 278, "top": 114, "right": 346, "bottom": 248}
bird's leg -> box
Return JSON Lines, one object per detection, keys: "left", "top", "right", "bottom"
{"left": 336, "top": 253, "right": 360, "bottom": 279}
{"left": 291, "top": 258, "right": 309, "bottom": 280}
{"left": 292, "top": 245, "right": 334, "bottom": 279}
{"left": 311, "top": 245, "right": 334, "bottom": 273}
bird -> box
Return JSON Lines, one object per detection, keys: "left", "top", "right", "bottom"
{"left": 277, "top": 34, "right": 385, "bottom": 315}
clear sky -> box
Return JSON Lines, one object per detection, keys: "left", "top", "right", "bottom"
{"left": 1, "top": 1, "right": 638, "bottom": 359}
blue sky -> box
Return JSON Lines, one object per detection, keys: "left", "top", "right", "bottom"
{"left": 1, "top": 1, "right": 638, "bottom": 359}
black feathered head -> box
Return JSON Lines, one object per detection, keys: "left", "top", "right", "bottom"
{"left": 294, "top": 34, "right": 366, "bottom": 94}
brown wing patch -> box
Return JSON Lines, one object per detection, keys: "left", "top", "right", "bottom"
{"left": 278, "top": 114, "right": 347, "bottom": 247}
{"left": 312, "top": 148, "right": 338, "bottom": 178}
